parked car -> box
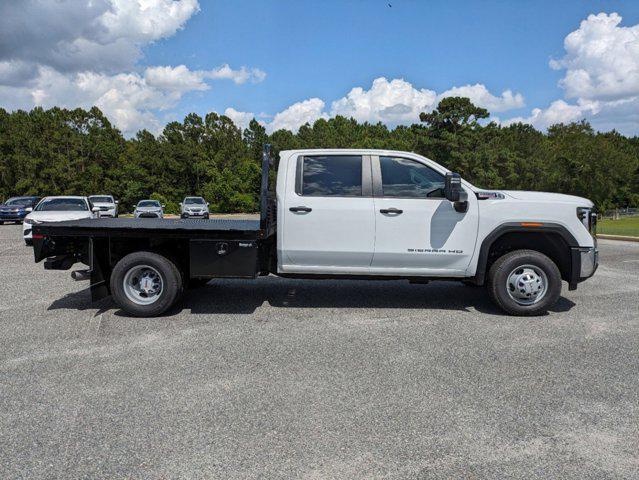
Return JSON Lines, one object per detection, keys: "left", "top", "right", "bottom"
{"left": 23, "top": 196, "right": 97, "bottom": 245}
{"left": 180, "top": 196, "right": 210, "bottom": 219}
{"left": 88, "top": 195, "right": 118, "bottom": 217}
{"left": 134, "top": 200, "right": 164, "bottom": 218}
{"left": 30, "top": 145, "right": 598, "bottom": 317}
{"left": 0, "top": 196, "right": 40, "bottom": 224}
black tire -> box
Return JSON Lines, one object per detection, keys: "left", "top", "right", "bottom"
{"left": 110, "top": 251, "right": 183, "bottom": 317}
{"left": 487, "top": 249, "right": 562, "bottom": 316}
{"left": 204, "top": 214, "right": 210, "bottom": 219}
{"left": 25, "top": 239, "right": 32, "bottom": 246}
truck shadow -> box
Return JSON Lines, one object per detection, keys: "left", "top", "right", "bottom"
{"left": 48, "top": 277, "right": 576, "bottom": 318}
{"left": 186, "top": 278, "right": 576, "bottom": 316}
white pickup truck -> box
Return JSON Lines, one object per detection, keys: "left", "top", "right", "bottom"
{"left": 30, "top": 145, "right": 598, "bottom": 317}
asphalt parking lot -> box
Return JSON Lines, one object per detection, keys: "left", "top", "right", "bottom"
{"left": 1, "top": 223, "right": 638, "bottom": 479}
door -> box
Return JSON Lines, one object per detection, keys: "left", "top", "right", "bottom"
{"left": 371, "top": 155, "right": 479, "bottom": 275}
{"left": 280, "top": 154, "right": 375, "bottom": 271}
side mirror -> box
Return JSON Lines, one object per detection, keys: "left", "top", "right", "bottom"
{"left": 91, "top": 206, "right": 100, "bottom": 213}
{"left": 161, "top": 204, "right": 166, "bottom": 208}
{"left": 444, "top": 172, "right": 468, "bottom": 213}
{"left": 206, "top": 202, "right": 210, "bottom": 206}
{"left": 115, "top": 200, "right": 119, "bottom": 204}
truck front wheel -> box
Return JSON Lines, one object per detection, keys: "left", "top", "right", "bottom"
{"left": 487, "top": 249, "right": 562, "bottom": 316}
{"left": 110, "top": 251, "right": 183, "bottom": 317}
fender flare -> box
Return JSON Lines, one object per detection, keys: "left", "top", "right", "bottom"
{"left": 472, "top": 222, "right": 578, "bottom": 286}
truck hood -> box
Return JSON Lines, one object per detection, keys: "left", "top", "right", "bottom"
{"left": 501, "top": 190, "right": 593, "bottom": 207}
{"left": 27, "top": 211, "right": 93, "bottom": 222}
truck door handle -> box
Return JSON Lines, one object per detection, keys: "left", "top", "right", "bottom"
{"left": 290, "top": 206, "right": 312, "bottom": 213}
{"left": 380, "top": 208, "right": 403, "bottom": 215}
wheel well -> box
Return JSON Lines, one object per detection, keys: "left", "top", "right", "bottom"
{"left": 485, "top": 232, "right": 572, "bottom": 282}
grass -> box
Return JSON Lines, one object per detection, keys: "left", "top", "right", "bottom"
{"left": 598, "top": 216, "right": 639, "bottom": 237}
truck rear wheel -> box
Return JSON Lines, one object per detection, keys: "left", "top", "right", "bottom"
{"left": 487, "top": 249, "right": 561, "bottom": 316}
{"left": 110, "top": 251, "right": 183, "bottom": 317}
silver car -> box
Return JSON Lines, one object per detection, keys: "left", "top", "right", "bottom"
{"left": 134, "top": 200, "right": 164, "bottom": 218}
{"left": 180, "top": 196, "right": 210, "bottom": 219}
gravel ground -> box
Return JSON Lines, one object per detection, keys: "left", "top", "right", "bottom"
{"left": 1, "top": 223, "right": 638, "bottom": 479}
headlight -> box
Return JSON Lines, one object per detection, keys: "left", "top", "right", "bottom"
{"left": 577, "top": 207, "right": 597, "bottom": 236}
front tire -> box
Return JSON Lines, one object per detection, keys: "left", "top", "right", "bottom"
{"left": 110, "top": 251, "right": 183, "bottom": 317}
{"left": 487, "top": 249, "right": 561, "bottom": 316}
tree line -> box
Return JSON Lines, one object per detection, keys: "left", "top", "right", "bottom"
{"left": 1, "top": 97, "right": 637, "bottom": 214}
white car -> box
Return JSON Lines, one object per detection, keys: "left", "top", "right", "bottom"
{"left": 180, "top": 196, "right": 210, "bottom": 219}
{"left": 88, "top": 195, "right": 118, "bottom": 217}
{"left": 134, "top": 200, "right": 164, "bottom": 218}
{"left": 23, "top": 196, "right": 97, "bottom": 245}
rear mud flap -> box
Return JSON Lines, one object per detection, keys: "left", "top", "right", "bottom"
{"left": 89, "top": 238, "right": 111, "bottom": 301}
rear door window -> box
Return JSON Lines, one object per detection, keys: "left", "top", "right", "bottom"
{"left": 298, "top": 155, "right": 362, "bottom": 197}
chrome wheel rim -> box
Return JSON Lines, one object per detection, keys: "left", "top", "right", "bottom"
{"left": 506, "top": 264, "right": 548, "bottom": 306}
{"left": 123, "top": 265, "right": 164, "bottom": 305}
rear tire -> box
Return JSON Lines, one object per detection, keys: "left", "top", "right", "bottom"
{"left": 110, "top": 251, "right": 183, "bottom": 317}
{"left": 487, "top": 249, "right": 561, "bottom": 316}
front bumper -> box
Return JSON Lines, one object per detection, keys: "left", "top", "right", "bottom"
{"left": 568, "top": 241, "right": 598, "bottom": 290}
{"left": 181, "top": 211, "right": 209, "bottom": 218}
{"left": 0, "top": 211, "right": 27, "bottom": 221}
{"left": 136, "top": 212, "right": 162, "bottom": 218}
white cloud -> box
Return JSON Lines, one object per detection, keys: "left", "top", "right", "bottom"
{"left": 0, "top": 0, "right": 200, "bottom": 75}
{"left": 506, "top": 12, "right": 639, "bottom": 134}
{"left": 330, "top": 77, "right": 437, "bottom": 124}
{"left": 220, "top": 77, "right": 525, "bottom": 134}
{"left": 224, "top": 108, "right": 256, "bottom": 131}
{"left": 438, "top": 84, "right": 525, "bottom": 112}
{"left": 503, "top": 100, "right": 598, "bottom": 130}
{"left": 0, "top": 1, "right": 266, "bottom": 136}
{"left": 550, "top": 12, "right": 639, "bottom": 101}
{"left": 207, "top": 64, "right": 267, "bottom": 84}
{"left": 269, "top": 98, "right": 328, "bottom": 133}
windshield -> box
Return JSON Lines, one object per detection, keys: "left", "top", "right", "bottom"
{"left": 36, "top": 198, "right": 88, "bottom": 212}
{"left": 89, "top": 196, "right": 113, "bottom": 203}
{"left": 138, "top": 200, "right": 160, "bottom": 208}
{"left": 4, "top": 197, "right": 35, "bottom": 206}
{"left": 184, "top": 197, "right": 205, "bottom": 205}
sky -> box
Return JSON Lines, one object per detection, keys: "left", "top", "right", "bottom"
{"left": 1, "top": 0, "right": 638, "bottom": 136}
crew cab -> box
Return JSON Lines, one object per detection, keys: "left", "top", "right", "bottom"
{"left": 30, "top": 146, "right": 598, "bottom": 317}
